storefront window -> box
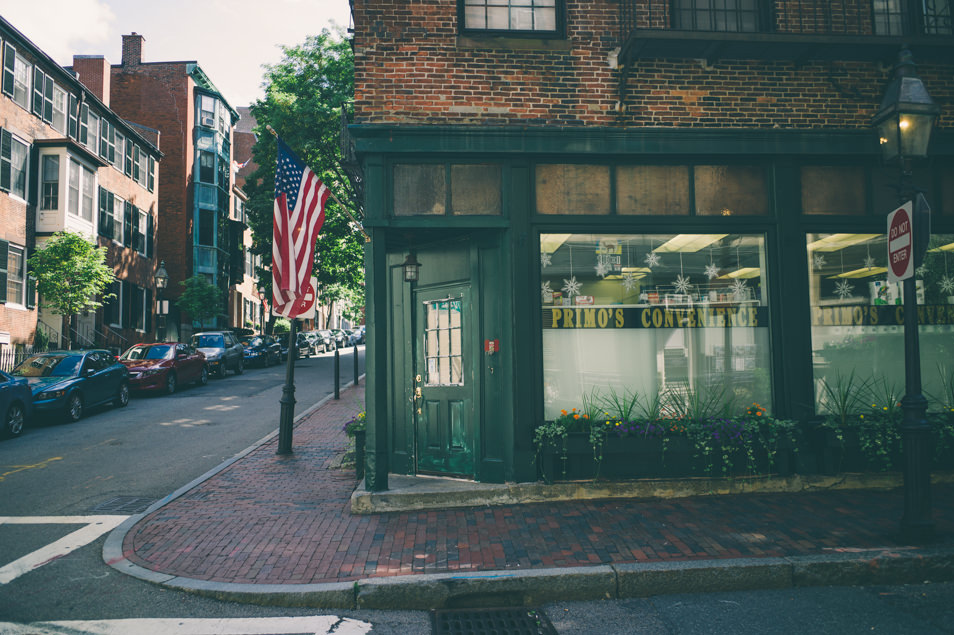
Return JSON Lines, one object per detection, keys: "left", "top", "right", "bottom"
{"left": 808, "top": 232, "right": 954, "bottom": 413}
{"left": 541, "top": 232, "right": 772, "bottom": 420}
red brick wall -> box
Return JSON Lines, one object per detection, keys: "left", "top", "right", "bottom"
{"left": 110, "top": 63, "right": 194, "bottom": 301}
{"left": 72, "top": 56, "right": 111, "bottom": 107}
{"left": 352, "top": 0, "right": 952, "bottom": 129}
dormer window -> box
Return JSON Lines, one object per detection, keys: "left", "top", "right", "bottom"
{"left": 461, "top": 0, "right": 561, "bottom": 35}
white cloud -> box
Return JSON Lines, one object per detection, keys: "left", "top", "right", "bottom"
{"left": 1, "top": 0, "right": 116, "bottom": 64}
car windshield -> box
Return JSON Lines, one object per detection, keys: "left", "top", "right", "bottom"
{"left": 194, "top": 334, "right": 224, "bottom": 348}
{"left": 242, "top": 337, "right": 264, "bottom": 347}
{"left": 13, "top": 354, "right": 83, "bottom": 378}
{"left": 122, "top": 344, "right": 173, "bottom": 361}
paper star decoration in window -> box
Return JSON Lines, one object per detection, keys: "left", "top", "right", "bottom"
{"left": 812, "top": 253, "right": 827, "bottom": 270}
{"left": 864, "top": 255, "right": 877, "bottom": 270}
{"left": 940, "top": 275, "right": 954, "bottom": 295}
{"left": 644, "top": 251, "right": 661, "bottom": 268}
{"left": 730, "top": 278, "right": 748, "bottom": 301}
{"left": 704, "top": 263, "right": 719, "bottom": 280}
{"left": 540, "top": 280, "right": 553, "bottom": 301}
{"left": 540, "top": 252, "right": 552, "bottom": 268}
{"left": 595, "top": 258, "right": 611, "bottom": 278}
{"left": 622, "top": 272, "right": 640, "bottom": 292}
{"left": 834, "top": 279, "right": 854, "bottom": 300}
{"left": 674, "top": 274, "right": 692, "bottom": 295}
{"left": 562, "top": 276, "right": 582, "bottom": 298}
{"left": 916, "top": 263, "right": 929, "bottom": 277}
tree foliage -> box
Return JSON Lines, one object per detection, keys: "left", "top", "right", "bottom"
{"left": 176, "top": 275, "right": 225, "bottom": 326}
{"left": 28, "top": 231, "right": 115, "bottom": 318}
{"left": 243, "top": 28, "right": 364, "bottom": 321}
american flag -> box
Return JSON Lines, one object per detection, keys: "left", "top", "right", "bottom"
{"left": 272, "top": 139, "right": 328, "bottom": 317}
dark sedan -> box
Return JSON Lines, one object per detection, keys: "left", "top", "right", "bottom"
{"left": 1, "top": 369, "right": 33, "bottom": 438}
{"left": 12, "top": 350, "right": 129, "bottom": 422}
{"left": 239, "top": 335, "right": 282, "bottom": 367}
{"left": 119, "top": 343, "right": 208, "bottom": 394}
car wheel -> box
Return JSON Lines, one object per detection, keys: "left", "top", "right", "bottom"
{"left": 3, "top": 402, "right": 25, "bottom": 438}
{"left": 197, "top": 365, "right": 209, "bottom": 386}
{"left": 166, "top": 372, "right": 177, "bottom": 395}
{"left": 66, "top": 392, "right": 84, "bottom": 422}
{"left": 114, "top": 382, "right": 130, "bottom": 408}
{"left": 235, "top": 358, "right": 244, "bottom": 375}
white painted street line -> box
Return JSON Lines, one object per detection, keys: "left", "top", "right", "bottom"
{"left": 0, "top": 515, "right": 127, "bottom": 584}
{"left": 0, "top": 616, "right": 373, "bottom": 634}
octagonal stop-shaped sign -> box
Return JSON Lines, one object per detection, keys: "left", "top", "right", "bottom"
{"left": 887, "top": 201, "right": 913, "bottom": 282}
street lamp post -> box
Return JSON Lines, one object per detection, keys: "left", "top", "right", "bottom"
{"left": 872, "top": 47, "right": 939, "bottom": 543}
{"left": 154, "top": 260, "right": 169, "bottom": 343}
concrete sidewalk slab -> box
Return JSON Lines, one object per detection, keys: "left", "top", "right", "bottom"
{"left": 104, "top": 382, "right": 954, "bottom": 609}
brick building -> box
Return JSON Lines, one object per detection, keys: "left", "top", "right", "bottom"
{"left": 350, "top": 1, "right": 954, "bottom": 488}
{"left": 105, "top": 33, "right": 242, "bottom": 340}
{"left": 0, "top": 16, "right": 160, "bottom": 360}
{"left": 232, "top": 106, "right": 265, "bottom": 331}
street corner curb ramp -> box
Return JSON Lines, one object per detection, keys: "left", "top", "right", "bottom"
{"left": 104, "top": 543, "right": 954, "bottom": 610}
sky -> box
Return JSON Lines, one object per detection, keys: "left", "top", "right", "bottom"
{"left": 0, "top": 0, "right": 352, "bottom": 108}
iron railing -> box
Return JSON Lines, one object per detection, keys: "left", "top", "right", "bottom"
{"left": 620, "top": 0, "right": 953, "bottom": 40}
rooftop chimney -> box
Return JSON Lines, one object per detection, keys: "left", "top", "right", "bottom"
{"left": 71, "top": 56, "right": 111, "bottom": 106}
{"left": 122, "top": 32, "right": 144, "bottom": 67}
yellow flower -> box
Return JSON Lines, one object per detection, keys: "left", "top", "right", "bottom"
{"left": 883, "top": 406, "right": 888, "bottom": 411}
{"left": 615, "top": 421, "right": 620, "bottom": 426}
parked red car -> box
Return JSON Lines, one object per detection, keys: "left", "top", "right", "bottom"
{"left": 119, "top": 343, "right": 208, "bottom": 395}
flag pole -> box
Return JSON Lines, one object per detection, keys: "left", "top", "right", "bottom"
{"left": 266, "top": 125, "right": 370, "bottom": 242}
{"left": 276, "top": 317, "right": 297, "bottom": 455}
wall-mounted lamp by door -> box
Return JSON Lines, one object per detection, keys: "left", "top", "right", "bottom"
{"left": 402, "top": 252, "right": 421, "bottom": 282}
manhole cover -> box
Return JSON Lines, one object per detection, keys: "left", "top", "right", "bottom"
{"left": 433, "top": 607, "right": 557, "bottom": 635}
{"left": 90, "top": 496, "right": 156, "bottom": 514}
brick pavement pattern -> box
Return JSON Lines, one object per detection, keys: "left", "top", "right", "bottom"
{"left": 124, "top": 384, "right": 954, "bottom": 585}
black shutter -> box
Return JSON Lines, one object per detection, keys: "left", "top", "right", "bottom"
{"left": 98, "top": 187, "right": 109, "bottom": 237}
{"left": 79, "top": 103, "right": 89, "bottom": 145}
{"left": 68, "top": 94, "right": 78, "bottom": 139}
{"left": 124, "top": 140, "right": 132, "bottom": 176}
{"left": 145, "top": 288, "right": 152, "bottom": 332}
{"left": 146, "top": 213, "right": 154, "bottom": 259}
{"left": 25, "top": 274, "right": 36, "bottom": 309}
{"left": 0, "top": 128, "right": 11, "bottom": 192}
{"left": 148, "top": 156, "right": 155, "bottom": 192}
{"left": 43, "top": 75, "right": 53, "bottom": 122}
{"left": 2, "top": 43, "right": 15, "bottom": 97}
{"left": 123, "top": 201, "right": 132, "bottom": 247}
{"left": 121, "top": 280, "right": 131, "bottom": 328}
{"left": 33, "top": 68, "right": 44, "bottom": 116}
{"left": 0, "top": 239, "right": 8, "bottom": 304}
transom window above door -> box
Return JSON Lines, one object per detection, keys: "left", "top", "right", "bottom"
{"left": 461, "top": 0, "right": 561, "bottom": 35}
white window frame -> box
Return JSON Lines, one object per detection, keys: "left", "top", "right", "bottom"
{"left": 136, "top": 207, "right": 148, "bottom": 255}
{"left": 85, "top": 111, "right": 99, "bottom": 154}
{"left": 7, "top": 133, "right": 29, "bottom": 200}
{"left": 51, "top": 84, "right": 67, "bottom": 133}
{"left": 40, "top": 154, "right": 59, "bottom": 210}
{"left": 67, "top": 158, "right": 95, "bottom": 222}
{"left": 12, "top": 50, "right": 31, "bottom": 109}
{"left": 6, "top": 243, "right": 26, "bottom": 306}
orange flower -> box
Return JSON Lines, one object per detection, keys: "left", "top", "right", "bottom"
{"left": 561, "top": 409, "right": 567, "bottom": 416}
{"left": 573, "top": 414, "right": 580, "bottom": 420}
{"left": 582, "top": 414, "right": 589, "bottom": 419}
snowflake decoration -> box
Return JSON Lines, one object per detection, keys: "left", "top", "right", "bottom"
{"left": 622, "top": 272, "right": 640, "bottom": 292}
{"left": 562, "top": 276, "right": 582, "bottom": 298}
{"left": 595, "top": 258, "right": 611, "bottom": 278}
{"left": 916, "top": 263, "right": 929, "bottom": 277}
{"left": 540, "top": 280, "right": 553, "bottom": 301}
{"left": 812, "top": 253, "right": 827, "bottom": 270}
{"left": 940, "top": 275, "right": 954, "bottom": 295}
{"left": 834, "top": 279, "right": 854, "bottom": 300}
{"left": 730, "top": 278, "right": 748, "bottom": 301}
{"left": 864, "top": 255, "right": 877, "bottom": 270}
{"left": 673, "top": 274, "right": 692, "bottom": 295}
{"left": 540, "top": 252, "right": 552, "bottom": 268}
{"left": 704, "top": 263, "right": 719, "bottom": 280}
{"left": 644, "top": 251, "right": 661, "bottom": 269}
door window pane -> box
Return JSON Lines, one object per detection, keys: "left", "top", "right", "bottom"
{"left": 423, "top": 298, "right": 464, "bottom": 386}
{"left": 541, "top": 233, "right": 771, "bottom": 420}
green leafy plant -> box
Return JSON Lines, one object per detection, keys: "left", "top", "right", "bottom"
{"left": 343, "top": 411, "right": 366, "bottom": 437}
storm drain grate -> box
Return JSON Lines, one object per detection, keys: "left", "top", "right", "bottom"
{"left": 90, "top": 496, "right": 157, "bottom": 514}
{"left": 432, "top": 607, "right": 557, "bottom": 635}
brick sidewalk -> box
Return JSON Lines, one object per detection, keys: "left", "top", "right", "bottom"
{"left": 123, "top": 383, "right": 954, "bottom": 586}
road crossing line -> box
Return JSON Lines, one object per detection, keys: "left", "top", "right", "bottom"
{"left": 0, "top": 515, "right": 127, "bottom": 584}
{"left": 0, "top": 616, "right": 373, "bottom": 634}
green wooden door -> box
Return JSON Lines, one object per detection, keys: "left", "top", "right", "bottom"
{"left": 413, "top": 285, "right": 475, "bottom": 476}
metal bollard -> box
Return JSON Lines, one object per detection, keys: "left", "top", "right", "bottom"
{"left": 353, "top": 344, "right": 359, "bottom": 385}
{"left": 334, "top": 348, "right": 340, "bottom": 399}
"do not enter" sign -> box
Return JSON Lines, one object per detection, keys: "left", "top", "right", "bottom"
{"left": 888, "top": 201, "right": 914, "bottom": 282}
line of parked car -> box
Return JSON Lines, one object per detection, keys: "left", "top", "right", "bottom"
{"left": 0, "top": 326, "right": 365, "bottom": 439}
{"left": 295, "top": 327, "right": 364, "bottom": 358}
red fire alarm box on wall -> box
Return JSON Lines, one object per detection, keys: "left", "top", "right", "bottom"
{"left": 484, "top": 339, "right": 499, "bottom": 354}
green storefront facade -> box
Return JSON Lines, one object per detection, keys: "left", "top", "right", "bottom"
{"left": 353, "top": 124, "right": 954, "bottom": 490}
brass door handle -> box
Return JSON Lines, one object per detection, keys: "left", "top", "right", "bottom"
{"left": 414, "top": 387, "right": 422, "bottom": 399}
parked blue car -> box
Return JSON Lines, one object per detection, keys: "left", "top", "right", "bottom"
{"left": 11, "top": 350, "right": 130, "bottom": 422}
{"left": 0, "top": 369, "right": 33, "bottom": 438}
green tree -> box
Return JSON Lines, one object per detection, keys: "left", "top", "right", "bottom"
{"left": 176, "top": 275, "right": 225, "bottom": 327}
{"left": 27, "top": 231, "right": 115, "bottom": 350}
{"left": 243, "top": 28, "right": 364, "bottom": 330}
